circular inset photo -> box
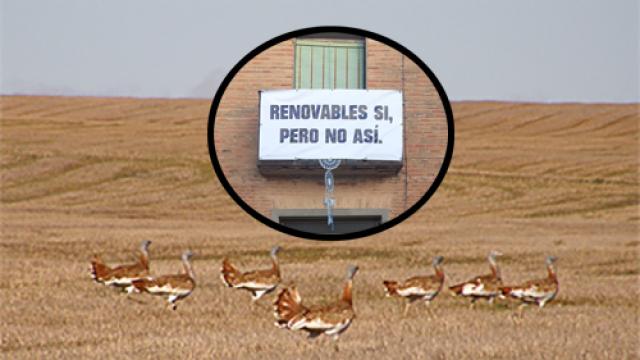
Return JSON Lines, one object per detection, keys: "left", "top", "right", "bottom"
{"left": 209, "top": 26, "right": 454, "bottom": 240}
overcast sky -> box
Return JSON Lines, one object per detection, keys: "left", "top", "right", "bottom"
{"left": 2, "top": 1, "right": 638, "bottom": 102}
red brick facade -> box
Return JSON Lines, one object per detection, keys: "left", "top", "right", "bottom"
{"left": 213, "top": 38, "right": 448, "bottom": 220}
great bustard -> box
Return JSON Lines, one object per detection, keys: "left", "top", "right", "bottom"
{"left": 90, "top": 240, "right": 151, "bottom": 293}
{"left": 274, "top": 265, "right": 358, "bottom": 350}
{"left": 220, "top": 246, "right": 282, "bottom": 304}
{"left": 501, "top": 256, "right": 559, "bottom": 318}
{"left": 383, "top": 256, "right": 445, "bottom": 316}
{"left": 131, "top": 250, "right": 196, "bottom": 310}
{"left": 449, "top": 250, "right": 504, "bottom": 307}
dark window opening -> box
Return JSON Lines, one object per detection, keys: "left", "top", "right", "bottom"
{"left": 279, "top": 215, "right": 382, "bottom": 234}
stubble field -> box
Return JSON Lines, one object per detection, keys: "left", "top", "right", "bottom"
{"left": 1, "top": 96, "right": 638, "bottom": 359}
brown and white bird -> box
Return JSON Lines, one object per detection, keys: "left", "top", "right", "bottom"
{"left": 449, "top": 250, "right": 503, "bottom": 307}
{"left": 501, "top": 256, "right": 559, "bottom": 317}
{"left": 131, "top": 250, "right": 196, "bottom": 310}
{"left": 383, "top": 256, "right": 445, "bottom": 316}
{"left": 220, "top": 246, "right": 282, "bottom": 303}
{"left": 90, "top": 240, "right": 151, "bottom": 292}
{"left": 274, "top": 265, "right": 358, "bottom": 344}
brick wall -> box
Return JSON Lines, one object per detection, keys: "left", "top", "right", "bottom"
{"left": 214, "top": 38, "right": 448, "bottom": 221}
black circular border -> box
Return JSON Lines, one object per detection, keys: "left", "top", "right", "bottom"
{"left": 208, "top": 26, "right": 455, "bottom": 241}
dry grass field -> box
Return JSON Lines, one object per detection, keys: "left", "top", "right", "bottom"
{"left": 1, "top": 96, "right": 638, "bottom": 359}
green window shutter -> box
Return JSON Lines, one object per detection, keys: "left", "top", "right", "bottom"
{"left": 295, "top": 39, "right": 365, "bottom": 89}
{"left": 296, "top": 45, "right": 312, "bottom": 88}
{"left": 335, "top": 47, "right": 347, "bottom": 89}
{"left": 323, "top": 47, "right": 335, "bottom": 89}
{"left": 311, "top": 46, "right": 324, "bottom": 88}
{"left": 347, "top": 47, "right": 361, "bottom": 88}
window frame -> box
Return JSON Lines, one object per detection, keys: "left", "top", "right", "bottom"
{"left": 293, "top": 37, "right": 367, "bottom": 90}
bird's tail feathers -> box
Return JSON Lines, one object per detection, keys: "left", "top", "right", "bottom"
{"left": 131, "top": 278, "right": 153, "bottom": 293}
{"left": 449, "top": 283, "right": 465, "bottom": 296}
{"left": 383, "top": 280, "right": 399, "bottom": 297}
{"left": 220, "top": 258, "right": 240, "bottom": 287}
{"left": 90, "top": 254, "right": 111, "bottom": 282}
{"left": 500, "top": 286, "right": 513, "bottom": 296}
{"left": 274, "top": 287, "right": 306, "bottom": 328}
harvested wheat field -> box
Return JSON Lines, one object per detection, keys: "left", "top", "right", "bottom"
{"left": 1, "top": 96, "right": 638, "bottom": 359}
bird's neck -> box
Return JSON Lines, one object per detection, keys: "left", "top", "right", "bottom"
{"left": 434, "top": 265, "right": 445, "bottom": 280}
{"left": 139, "top": 250, "right": 149, "bottom": 270}
{"left": 183, "top": 258, "right": 195, "bottom": 279}
{"left": 490, "top": 261, "right": 501, "bottom": 280}
{"left": 341, "top": 279, "right": 353, "bottom": 305}
{"left": 547, "top": 265, "right": 557, "bottom": 283}
{"left": 271, "top": 256, "right": 280, "bottom": 276}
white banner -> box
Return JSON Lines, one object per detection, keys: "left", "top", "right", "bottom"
{"left": 259, "top": 89, "right": 403, "bottom": 161}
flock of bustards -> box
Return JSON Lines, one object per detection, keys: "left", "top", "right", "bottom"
{"left": 90, "top": 242, "right": 559, "bottom": 343}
